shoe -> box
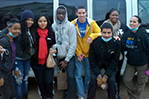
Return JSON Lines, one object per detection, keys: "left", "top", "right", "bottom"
{"left": 78, "top": 97, "right": 85, "bottom": 99}
{"left": 61, "top": 90, "right": 67, "bottom": 99}
{"left": 118, "top": 96, "right": 121, "bottom": 99}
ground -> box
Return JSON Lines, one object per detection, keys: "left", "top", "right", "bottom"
{"left": 28, "top": 77, "right": 149, "bottom": 99}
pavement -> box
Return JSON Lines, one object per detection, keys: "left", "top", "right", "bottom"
{"left": 28, "top": 77, "right": 149, "bottom": 99}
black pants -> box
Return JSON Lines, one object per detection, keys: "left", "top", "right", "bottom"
{"left": 32, "top": 64, "right": 54, "bottom": 99}
{"left": 87, "top": 68, "right": 119, "bottom": 99}
{"left": 0, "top": 74, "right": 16, "bottom": 99}
{"left": 116, "top": 59, "right": 123, "bottom": 94}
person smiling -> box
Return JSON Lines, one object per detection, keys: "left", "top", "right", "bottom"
{"left": 71, "top": 6, "right": 101, "bottom": 99}
{"left": 101, "top": 8, "right": 128, "bottom": 37}
{"left": 100, "top": 9, "right": 129, "bottom": 96}
{"left": 52, "top": 5, "right": 77, "bottom": 99}
{"left": 0, "top": 18, "right": 21, "bottom": 99}
{"left": 14, "top": 10, "right": 35, "bottom": 99}
{"left": 31, "top": 14, "right": 56, "bottom": 99}
{"left": 88, "top": 23, "right": 120, "bottom": 99}
{"left": 121, "top": 15, "right": 149, "bottom": 99}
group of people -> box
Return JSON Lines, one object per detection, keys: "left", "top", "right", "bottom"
{"left": 0, "top": 5, "right": 149, "bottom": 99}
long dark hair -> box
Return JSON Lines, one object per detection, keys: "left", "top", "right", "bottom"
{"left": 133, "top": 15, "right": 142, "bottom": 23}
{"left": 20, "top": 19, "right": 35, "bottom": 53}
{"left": 35, "top": 13, "right": 51, "bottom": 30}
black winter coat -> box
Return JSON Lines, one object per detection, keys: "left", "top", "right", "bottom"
{"left": 0, "top": 35, "right": 14, "bottom": 78}
{"left": 89, "top": 37, "right": 120, "bottom": 77}
{"left": 121, "top": 27, "right": 149, "bottom": 66}
{"left": 31, "top": 27, "right": 56, "bottom": 66}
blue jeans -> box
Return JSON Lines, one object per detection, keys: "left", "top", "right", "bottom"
{"left": 75, "top": 55, "right": 90, "bottom": 98}
{"left": 58, "top": 56, "right": 76, "bottom": 99}
{"left": 14, "top": 59, "right": 30, "bottom": 99}
{"left": 66, "top": 56, "right": 76, "bottom": 99}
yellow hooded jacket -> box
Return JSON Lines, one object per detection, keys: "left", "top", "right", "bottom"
{"left": 71, "top": 18, "right": 101, "bottom": 57}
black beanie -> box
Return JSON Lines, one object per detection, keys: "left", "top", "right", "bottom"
{"left": 20, "top": 10, "right": 34, "bottom": 21}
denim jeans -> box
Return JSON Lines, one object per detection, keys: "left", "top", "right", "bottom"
{"left": 14, "top": 59, "right": 30, "bottom": 99}
{"left": 57, "top": 56, "right": 76, "bottom": 99}
{"left": 66, "top": 56, "right": 76, "bottom": 99}
{"left": 75, "top": 55, "right": 90, "bottom": 98}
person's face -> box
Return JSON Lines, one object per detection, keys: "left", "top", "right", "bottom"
{"left": 57, "top": 8, "right": 66, "bottom": 22}
{"left": 109, "top": 11, "right": 119, "bottom": 24}
{"left": 76, "top": 8, "right": 87, "bottom": 23}
{"left": 101, "top": 28, "right": 112, "bottom": 39}
{"left": 26, "top": 18, "right": 34, "bottom": 28}
{"left": 9, "top": 23, "right": 21, "bottom": 37}
{"left": 129, "top": 17, "right": 140, "bottom": 29}
{"left": 38, "top": 16, "right": 47, "bottom": 30}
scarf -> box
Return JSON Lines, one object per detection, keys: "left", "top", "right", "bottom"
{"left": 102, "top": 19, "right": 121, "bottom": 36}
{"left": 37, "top": 28, "right": 48, "bottom": 65}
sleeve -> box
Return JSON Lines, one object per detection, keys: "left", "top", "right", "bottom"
{"left": 141, "top": 32, "right": 149, "bottom": 67}
{"left": 0, "top": 27, "right": 8, "bottom": 38}
{"left": 121, "top": 32, "right": 127, "bottom": 53}
{"left": 0, "top": 38, "right": 12, "bottom": 79}
{"left": 89, "top": 42, "right": 101, "bottom": 75}
{"left": 50, "top": 27, "right": 56, "bottom": 46}
{"left": 65, "top": 24, "right": 77, "bottom": 62}
{"left": 47, "top": 27, "right": 56, "bottom": 50}
{"left": 75, "top": 45, "right": 82, "bottom": 57}
{"left": 89, "top": 21, "right": 101, "bottom": 40}
{"left": 105, "top": 42, "right": 121, "bottom": 77}
{"left": 71, "top": 19, "right": 82, "bottom": 57}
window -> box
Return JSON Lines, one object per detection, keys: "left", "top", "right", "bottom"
{"left": 93, "top": 0, "right": 126, "bottom": 25}
{"left": 59, "top": 0, "right": 87, "bottom": 21}
{"left": 138, "top": 0, "right": 149, "bottom": 28}
{"left": 0, "top": 0, "right": 53, "bottom": 30}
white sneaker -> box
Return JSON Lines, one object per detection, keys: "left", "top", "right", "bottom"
{"left": 78, "top": 97, "right": 85, "bottom": 99}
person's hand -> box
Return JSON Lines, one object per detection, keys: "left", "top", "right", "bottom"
{"left": 14, "top": 69, "right": 20, "bottom": 76}
{"left": 119, "top": 52, "right": 123, "bottom": 60}
{"left": 87, "top": 37, "right": 93, "bottom": 44}
{"left": 0, "top": 46, "right": 5, "bottom": 54}
{"left": 113, "top": 36, "right": 121, "bottom": 41}
{"left": 102, "top": 75, "right": 108, "bottom": 83}
{"left": 0, "top": 78, "right": 4, "bottom": 87}
{"left": 49, "top": 48, "right": 57, "bottom": 54}
{"left": 97, "top": 74, "right": 102, "bottom": 86}
{"left": 77, "top": 54, "right": 84, "bottom": 62}
{"left": 59, "top": 60, "right": 68, "bottom": 69}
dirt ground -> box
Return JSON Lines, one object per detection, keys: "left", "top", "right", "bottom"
{"left": 28, "top": 77, "right": 149, "bottom": 99}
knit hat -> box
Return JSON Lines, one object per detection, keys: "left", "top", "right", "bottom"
{"left": 20, "top": 10, "right": 34, "bottom": 21}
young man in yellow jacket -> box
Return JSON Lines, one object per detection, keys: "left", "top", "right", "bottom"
{"left": 71, "top": 6, "right": 101, "bottom": 99}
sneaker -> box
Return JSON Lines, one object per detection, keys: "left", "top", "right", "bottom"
{"left": 78, "top": 97, "right": 85, "bottom": 99}
{"left": 61, "top": 90, "right": 67, "bottom": 99}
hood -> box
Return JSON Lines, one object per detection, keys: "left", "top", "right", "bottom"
{"left": 54, "top": 5, "right": 68, "bottom": 25}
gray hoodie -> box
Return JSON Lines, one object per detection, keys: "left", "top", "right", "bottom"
{"left": 52, "top": 5, "right": 77, "bottom": 62}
